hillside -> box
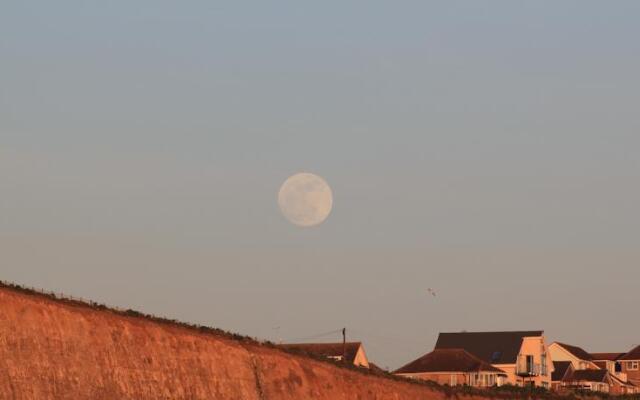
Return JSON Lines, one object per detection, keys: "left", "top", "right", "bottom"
{"left": 0, "top": 282, "right": 456, "bottom": 399}
{"left": 0, "top": 281, "right": 612, "bottom": 400}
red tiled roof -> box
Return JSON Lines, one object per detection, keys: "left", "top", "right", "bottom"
{"left": 620, "top": 345, "right": 640, "bottom": 361}
{"left": 591, "top": 352, "right": 625, "bottom": 361}
{"left": 435, "top": 331, "right": 543, "bottom": 364}
{"left": 277, "top": 342, "right": 362, "bottom": 364}
{"left": 394, "top": 348, "right": 507, "bottom": 375}
{"left": 554, "top": 342, "right": 594, "bottom": 361}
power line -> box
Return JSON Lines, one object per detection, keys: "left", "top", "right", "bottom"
{"left": 283, "top": 328, "right": 343, "bottom": 343}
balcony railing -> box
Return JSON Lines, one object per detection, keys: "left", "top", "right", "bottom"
{"left": 516, "top": 355, "right": 541, "bottom": 377}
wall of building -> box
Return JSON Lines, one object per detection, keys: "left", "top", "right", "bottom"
{"left": 353, "top": 345, "right": 369, "bottom": 368}
{"left": 621, "top": 360, "right": 640, "bottom": 386}
{"left": 496, "top": 336, "right": 553, "bottom": 388}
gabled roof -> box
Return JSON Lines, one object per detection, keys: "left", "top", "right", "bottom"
{"left": 552, "top": 361, "right": 573, "bottom": 382}
{"left": 394, "top": 348, "right": 506, "bottom": 375}
{"left": 565, "top": 369, "right": 609, "bottom": 383}
{"left": 591, "top": 352, "right": 625, "bottom": 361}
{"left": 554, "top": 342, "right": 594, "bottom": 361}
{"left": 277, "top": 342, "right": 363, "bottom": 364}
{"left": 619, "top": 345, "right": 640, "bottom": 361}
{"left": 434, "top": 331, "right": 543, "bottom": 364}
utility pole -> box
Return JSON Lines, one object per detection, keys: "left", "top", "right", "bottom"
{"left": 342, "top": 327, "right": 346, "bottom": 362}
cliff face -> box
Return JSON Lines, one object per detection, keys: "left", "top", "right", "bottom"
{"left": 0, "top": 285, "right": 452, "bottom": 400}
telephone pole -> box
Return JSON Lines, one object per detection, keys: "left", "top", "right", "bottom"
{"left": 342, "top": 327, "right": 346, "bottom": 362}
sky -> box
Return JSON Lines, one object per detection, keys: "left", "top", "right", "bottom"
{"left": 1, "top": 1, "right": 639, "bottom": 369}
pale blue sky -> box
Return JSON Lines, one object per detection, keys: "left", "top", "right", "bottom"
{"left": 2, "top": 1, "right": 639, "bottom": 368}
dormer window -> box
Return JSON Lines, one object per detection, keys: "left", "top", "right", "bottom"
{"left": 629, "top": 361, "right": 639, "bottom": 371}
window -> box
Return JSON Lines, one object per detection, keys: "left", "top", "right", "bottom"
{"left": 629, "top": 361, "right": 639, "bottom": 370}
{"left": 526, "top": 355, "right": 534, "bottom": 373}
{"left": 491, "top": 351, "right": 502, "bottom": 363}
{"left": 541, "top": 354, "right": 548, "bottom": 376}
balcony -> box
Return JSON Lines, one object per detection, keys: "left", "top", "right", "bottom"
{"left": 516, "top": 355, "right": 541, "bottom": 377}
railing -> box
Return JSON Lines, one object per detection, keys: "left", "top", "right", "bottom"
{"left": 516, "top": 355, "right": 541, "bottom": 376}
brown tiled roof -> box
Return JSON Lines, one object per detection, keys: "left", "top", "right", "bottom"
{"left": 394, "top": 348, "right": 507, "bottom": 375}
{"left": 277, "top": 342, "right": 362, "bottom": 364}
{"left": 591, "top": 352, "right": 625, "bottom": 361}
{"left": 565, "top": 369, "right": 609, "bottom": 383}
{"left": 555, "top": 342, "right": 594, "bottom": 361}
{"left": 552, "top": 361, "right": 573, "bottom": 382}
{"left": 434, "top": 331, "right": 543, "bottom": 364}
{"left": 620, "top": 345, "right": 640, "bottom": 361}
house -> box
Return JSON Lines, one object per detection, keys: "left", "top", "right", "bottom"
{"left": 591, "top": 352, "right": 633, "bottom": 394}
{"left": 619, "top": 345, "right": 640, "bottom": 387}
{"left": 548, "top": 342, "right": 599, "bottom": 370}
{"left": 393, "top": 348, "right": 507, "bottom": 387}
{"left": 548, "top": 343, "right": 638, "bottom": 395}
{"left": 434, "top": 331, "right": 553, "bottom": 388}
{"left": 277, "top": 342, "right": 370, "bottom": 368}
{"left": 552, "top": 359, "right": 623, "bottom": 394}
{"left": 562, "top": 369, "right": 612, "bottom": 393}
{"left": 551, "top": 361, "right": 574, "bottom": 391}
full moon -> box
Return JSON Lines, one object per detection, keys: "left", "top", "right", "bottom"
{"left": 278, "top": 173, "right": 333, "bottom": 227}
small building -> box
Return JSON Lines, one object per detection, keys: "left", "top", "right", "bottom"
{"left": 433, "top": 330, "right": 553, "bottom": 388}
{"left": 277, "top": 342, "right": 369, "bottom": 368}
{"left": 394, "top": 348, "right": 507, "bottom": 387}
